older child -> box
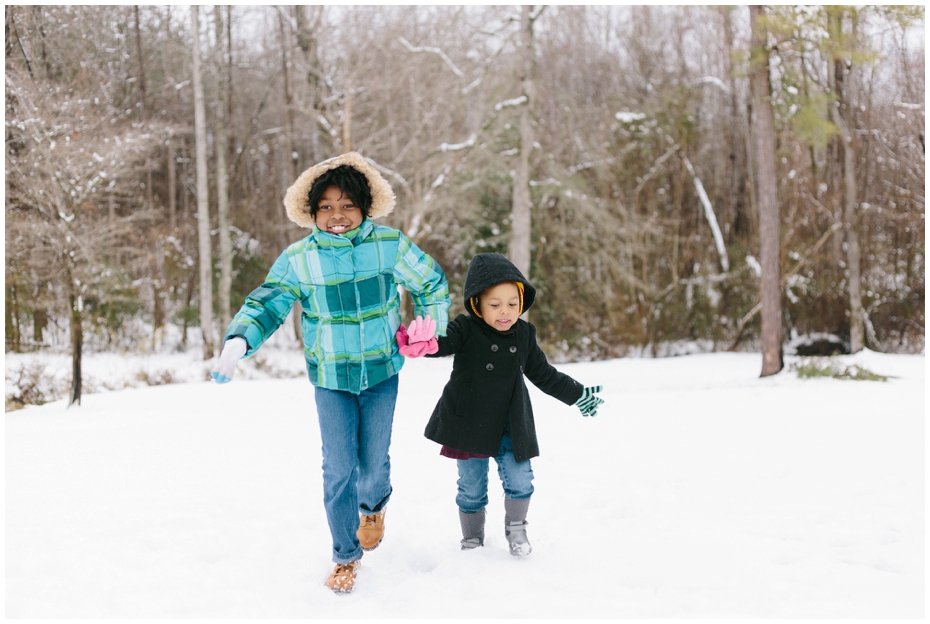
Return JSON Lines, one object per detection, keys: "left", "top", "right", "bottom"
{"left": 399, "top": 253, "right": 603, "bottom": 555}
{"left": 211, "top": 152, "right": 449, "bottom": 593}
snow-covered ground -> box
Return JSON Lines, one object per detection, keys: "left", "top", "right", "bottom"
{"left": 5, "top": 347, "right": 925, "bottom": 618}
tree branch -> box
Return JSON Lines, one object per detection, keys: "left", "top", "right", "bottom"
{"left": 397, "top": 36, "right": 465, "bottom": 78}
{"left": 728, "top": 222, "right": 843, "bottom": 350}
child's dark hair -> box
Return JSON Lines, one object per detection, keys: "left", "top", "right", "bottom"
{"left": 307, "top": 165, "right": 372, "bottom": 220}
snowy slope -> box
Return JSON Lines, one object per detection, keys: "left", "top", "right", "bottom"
{"left": 5, "top": 350, "right": 924, "bottom": 618}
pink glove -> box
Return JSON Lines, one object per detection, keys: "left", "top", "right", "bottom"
{"left": 396, "top": 324, "right": 409, "bottom": 348}
{"left": 400, "top": 339, "right": 437, "bottom": 357}
{"left": 397, "top": 315, "right": 438, "bottom": 358}
{"left": 407, "top": 315, "right": 436, "bottom": 343}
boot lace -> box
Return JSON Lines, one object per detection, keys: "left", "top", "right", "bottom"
{"left": 329, "top": 561, "right": 359, "bottom": 589}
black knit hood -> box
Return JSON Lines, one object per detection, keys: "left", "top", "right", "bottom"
{"left": 463, "top": 253, "right": 536, "bottom": 318}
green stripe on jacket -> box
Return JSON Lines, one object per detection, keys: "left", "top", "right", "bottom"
{"left": 226, "top": 220, "right": 449, "bottom": 394}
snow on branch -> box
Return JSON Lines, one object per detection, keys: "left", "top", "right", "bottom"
{"left": 568, "top": 160, "right": 598, "bottom": 175}
{"left": 363, "top": 156, "right": 410, "bottom": 192}
{"left": 683, "top": 156, "right": 729, "bottom": 272}
{"left": 633, "top": 143, "right": 679, "bottom": 197}
{"left": 729, "top": 221, "right": 842, "bottom": 350}
{"left": 615, "top": 111, "right": 646, "bottom": 123}
{"left": 273, "top": 6, "right": 298, "bottom": 33}
{"left": 463, "top": 77, "right": 483, "bottom": 94}
{"left": 317, "top": 115, "right": 337, "bottom": 138}
{"left": 439, "top": 133, "right": 476, "bottom": 152}
{"left": 398, "top": 37, "right": 465, "bottom": 78}
{"left": 693, "top": 76, "right": 730, "bottom": 93}
{"left": 495, "top": 95, "right": 527, "bottom": 111}
{"left": 567, "top": 157, "right": 617, "bottom": 176}
{"left": 423, "top": 164, "right": 452, "bottom": 204}
{"left": 407, "top": 213, "right": 423, "bottom": 240}
{"left": 462, "top": 32, "right": 515, "bottom": 95}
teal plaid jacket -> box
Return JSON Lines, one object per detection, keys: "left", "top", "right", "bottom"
{"left": 225, "top": 220, "right": 449, "bottom": 394}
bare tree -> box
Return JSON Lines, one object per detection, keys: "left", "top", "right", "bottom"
{"left": 3, "top": 5, "right": 923, "bottom": 376}
{"left": 5, "top": 68, "right": 161, "bottom": 404}
{"left": 749, "top": 5, "right": 783, "bottom": 376}
{"left": 214, "top": 6, "right": 232, "bottom": 332}
{"left": 133, "top": 5, "right": 154, "bottom": 212}
{"left": 191, "top": 5, "right": 214, "bottom": 359}
{"left": 827, "top": 7, "right": 865, "bottom": 353}
{"left": 510, "top": 5, "right": 540, "bottom": 281}
{"left": 293, "top": 5, "right": 326, "bottom": 162}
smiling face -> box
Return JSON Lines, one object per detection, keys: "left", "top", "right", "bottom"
{"left": 315, "top": 185, "right": 364, "bottom": 235}
{"left": 478, "top": 282, "right": 521, "bottom": 332}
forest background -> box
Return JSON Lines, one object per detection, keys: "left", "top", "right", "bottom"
{"left": 4, "top": 5, "right": 925, "bottom": 407}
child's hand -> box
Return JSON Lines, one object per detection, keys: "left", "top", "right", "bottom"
{"left": 574, "top": 385, "right": 603, "bottom": 417}
{"left": 407, "top": 315, "right": 436, "bottom": 344}
{"left": 395, "top": 324, "right": 409, "bottom": 348}
{"left": 211, "top": 337, "right": 248, "bottom": 383}
{"left": 398, "top": 315, "right": 438, "bottom": 357}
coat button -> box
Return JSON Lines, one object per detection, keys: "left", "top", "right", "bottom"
{"left": 491, "top": 344, "right": 498, "bottom": 352}
{"left": 510, "top": 346, "right": 517, "bottom": 353}
{"left": 486, "top": 363, "right": 494, "bottom": 371}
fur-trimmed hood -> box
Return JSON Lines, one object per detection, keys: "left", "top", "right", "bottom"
{"left": 283, "top": 152, "right": 396, "bottom": 228}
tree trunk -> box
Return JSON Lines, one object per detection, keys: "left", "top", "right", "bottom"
{"left": 294, "top": 6, "right": 324, "bottom": 162}
{"left": 749, "top": 5, "right": 783, "bottom": 377}
{"left": 33, "top": 305, "right": 48, "bottom": 346}
{"left": 153, "top": 238, "right": 165, "bottom": 350}
{"left": 277, "top": 9, "right": 303, "bottom": 342}
{"left": 5, "top": 150, "right": 21, "bottom": 351}
{"left": 721, "top": 6, "right": 749, "bottom": 239}
{"left": 214, "top": 5, "right": 232, "bottom": 333}
{"left": 278, "top": 9, "right": 298, "bottom": 179}
{"left": 828, "top": 8, "right": 864, "bottom": 353}
{"left": 6, "top": 280, "right": 20, "bottom": 352}
{"left": 342, "top": 90, "right": 352, "bottom": 153}
{"left": 167, "top": 132, "right": 177, "bottom": 230}
{"left": 180, "top": 138, "right": 190, "bottom": 220}
{"left": 181, "top": 271, "right": 195, "bottom": 351}
{"left": 66, "top": 263, "right": 83, "bottom": 407}
{"left": 134, "top": 6, "right": 154, "bottom": 211}
{"left": 510, "top": 4, "right": 537, "bottom": 283}
{"left": 69, "top": 295, "right": 83, "bottom": 407}
{"left": 4, "top": 8, "right": 13, "bottom": 59}
{"left": 133, "top": 6, "right": 147, "bottom": 120}
{"left": 192, "top": 5, "right": 214, "bottom": 359}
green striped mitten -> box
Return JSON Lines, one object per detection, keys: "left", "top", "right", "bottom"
{"left": 574, "top": 385, "right": 603, "bottom": 417}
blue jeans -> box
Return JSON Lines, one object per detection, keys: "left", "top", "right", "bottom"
{"left": 455, "top": 435, "right": 534, "bottom": 513}
{"left": 314, "top": 374, "right": 398, "bottom": 564}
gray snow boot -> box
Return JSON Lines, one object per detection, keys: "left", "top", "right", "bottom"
{"left": 459, "top": 508, "right": 486, "bottom": 549}
{"left": 504, "top": 497, "right": 532, "bottom": 557}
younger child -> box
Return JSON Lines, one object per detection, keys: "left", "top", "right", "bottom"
{"left": 401, "top": 253, "right": 603, "bottom": 555}
{"left": 211, "top": 152, "right": 449, "bottom": 593}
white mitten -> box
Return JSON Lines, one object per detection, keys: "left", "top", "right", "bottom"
{"left": 211, "top": 337, "right": 248, "bottom": 384}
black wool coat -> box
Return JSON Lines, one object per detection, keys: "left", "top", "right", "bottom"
{"left": 423, "top": 313, "right": 584, "bottom": 463}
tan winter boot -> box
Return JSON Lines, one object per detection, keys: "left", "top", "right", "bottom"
{"left": 357, "top": 508, "right": 387, "bottom": 551}
{"left": 324, "top": 560, "right": 360, "bottom": 594}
